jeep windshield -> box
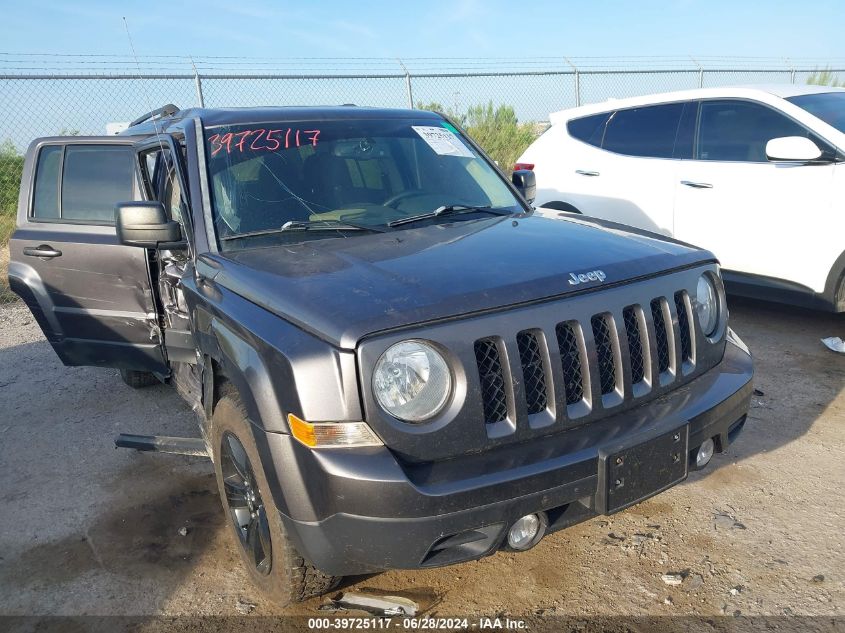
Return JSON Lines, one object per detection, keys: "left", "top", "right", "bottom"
{"left": 203, "top": 116, "right": 525, "bottom": 250}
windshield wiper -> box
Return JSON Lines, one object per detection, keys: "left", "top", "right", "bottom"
{"left": 280, "top": 219, "right": 387, "bottom": 232}
{"left": 387, "top": 205, "right": 510, "bottom": 228}
{"left": 220, "top": 219, "right": 387, "bottom": 241}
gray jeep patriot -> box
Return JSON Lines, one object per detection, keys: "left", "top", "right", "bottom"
{"left": 8, "top": 104, "right": 753, "bottom": 605}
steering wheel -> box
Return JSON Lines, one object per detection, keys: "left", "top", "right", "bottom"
{"left": 383, "top": 190, "right": 429, "bottom": 208}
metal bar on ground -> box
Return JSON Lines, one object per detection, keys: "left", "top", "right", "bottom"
{"left": 114, "top": 433, "right": 209, "bottom": 457}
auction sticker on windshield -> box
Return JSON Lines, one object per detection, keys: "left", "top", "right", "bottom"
{"left": 412, "top": 125, "right": 475, "bottom": 158}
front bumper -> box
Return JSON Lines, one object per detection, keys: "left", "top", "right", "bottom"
{"left": 258, "top": 339, "right": 752, "bottom": 576}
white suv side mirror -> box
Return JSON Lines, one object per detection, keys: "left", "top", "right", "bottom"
{"left": 765, "top": 136, "right": 823, "bottom": 162}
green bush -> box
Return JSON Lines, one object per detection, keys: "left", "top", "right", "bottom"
{"left": 416, "top": 101, "right": 541, "bottom": 174}
{"left": 807, "top": 69, "right": 845, "bottom": 87}
{"left": 0, "top": 140, "right": 23, "bottom": 235}
{"left": 0, "top": 140, "right": 23, "bottom": 302}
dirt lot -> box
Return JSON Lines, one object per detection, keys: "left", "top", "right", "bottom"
{"left": 0, "top": 297, "right": 843, "bottom": 621}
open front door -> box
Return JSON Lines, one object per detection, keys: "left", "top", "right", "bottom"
{"left": 8, "top": 136, "right": 168, "bottom": 373}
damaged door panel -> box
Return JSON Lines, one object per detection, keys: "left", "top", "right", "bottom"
{"left": 7, "top": 137, "right": 168, "bottom": 372}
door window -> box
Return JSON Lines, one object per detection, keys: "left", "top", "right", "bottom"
{"left": 696, "top": 100, "right": 809, "bottom": 162}
{"left": 31, "top": 144, "right": 134, "bottom": 223}
{"left": 32, "top": 145, "right": 62, "bottom": 219}
{"left": 672, "top": 101, "right": 698, "bottom": 159}
{"left": 139, "top": 149, "right": 163, "bottom": 199}
{"left": 602, "top": 103, "right": 685, "bottom": 158}
{"left": 62, "top": 146, "right": 134, "bottom": 222}
{"left": 164, "top": 169, "right": 184, "bottom": 225}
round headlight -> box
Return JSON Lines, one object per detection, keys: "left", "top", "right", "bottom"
{"left": 695, "top": 275, "right": 719, "bottom": 337}
{"left": 373, "top": 341, "right": 452, "bottom": 422}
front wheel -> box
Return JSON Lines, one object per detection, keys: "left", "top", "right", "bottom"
{"left": 211, "top": 393, "right": 340, "bottom": 605}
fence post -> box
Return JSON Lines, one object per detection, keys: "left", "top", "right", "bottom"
{"left": 405, "top": 73, "right": 414, "bottom": 109}
{"left": 564, "top": 58, "right": 580, "bottom": 107}
{"left": 574, "top": 71, "right": 581, "bottom": 107}
{"left": 397, "top": 59, "right": 414, "bottom": 109}
{"left": 786, "top": 58, "right": 796, "bottom": 84}
{"left": 189, "top": 58, "right": 205, "bottom": 108}
{"left": 194, "top": 72, "right": 205, "bottom": 108}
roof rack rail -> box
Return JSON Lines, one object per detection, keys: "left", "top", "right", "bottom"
{"left": 129, "top": 104, "right": 180, "bottom": 128}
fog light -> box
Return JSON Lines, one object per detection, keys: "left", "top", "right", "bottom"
{"left": 507, "top": 513, "right": 547, "bottom": 551}
{"left": 696, "top": 438, "right": 715, "bottom": 469}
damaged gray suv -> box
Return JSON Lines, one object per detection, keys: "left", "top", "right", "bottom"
{"left": 8, "top": 104, "right": 753, "bottom": 605}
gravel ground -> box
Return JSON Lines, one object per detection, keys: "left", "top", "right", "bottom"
{"left": 0, "top": 297, "right": 842, "bottom": 621}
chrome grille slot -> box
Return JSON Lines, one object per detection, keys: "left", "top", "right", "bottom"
{"left": 591, "top": 313, "right": 618, "bottom": 396}
{"left": 474, "top": 338, "right": 509, "bottom": 424}
{"left": 516, "top": 330, "right": 548, "bottom": 415}
{"left": 556, "top": 321, "right": 585, "bottom": 405}
{"left": 623, "top": 305, "right": 646, "bottom": 385}
{"left": 674, "top": 291, "right": 693, "bottom": 364}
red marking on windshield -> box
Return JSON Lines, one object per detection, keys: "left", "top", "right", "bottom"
{"left": 208, "top": 128, "right": 321, "bottom": 156}
{"left": 303, "top": 130, "right": 320, "bottom": 147}
{"left": 248, "top": 129, "right": 266, "bottom": 150}
{"left": 234, "top": 130, "right": 251, "bottom": 152}
{"left": 266, "top": 129, "right": 282, "bottom": 151}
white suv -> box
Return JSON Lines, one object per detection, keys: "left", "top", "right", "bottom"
{"left": 518, "top": 85, "right": 845, "bottom": 312}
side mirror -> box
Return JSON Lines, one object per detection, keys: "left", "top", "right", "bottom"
{"left": 115, "top": 201, "right": 183, "bottom": 248}
{"left": 512, "top": 169, "right": 537, "bottom": 204}
{"left": 766, "top": 136, "right": 823, "bottom": 162}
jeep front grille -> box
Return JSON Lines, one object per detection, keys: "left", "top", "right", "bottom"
{"left": 623, "top": 305, "right": 645, "bottom": 385}
{"left": 474, "top": 338, "right": 509, "bottom": 424}
{"left": 651, "top": 298, "right": 671, "bottom": 374}
{"left": 473, "top": 291, "right": 696, "bottom": 427}
{"left": 556, "top": 322, "right": 584, "bottom": 405}
{"left": 516, "top": 330, "right": 548, "bottom": 415}
{"left": 674, "top": 291, "right": 693, "bottom": 363}
{"left": 591, "top": 314, "right": 618, "bottom": 395}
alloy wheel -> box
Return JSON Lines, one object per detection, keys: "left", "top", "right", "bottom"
{"left": 220, "top": 432, "right": 272, "bottom": 575}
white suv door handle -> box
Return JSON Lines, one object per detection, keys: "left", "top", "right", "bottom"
{"left": 681, "top": 180, "right": 713, "bottom": 189}
{"left": 575, "top": 169, "right": 600, "bottom": 177}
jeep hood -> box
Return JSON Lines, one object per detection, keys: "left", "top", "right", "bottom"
{"left": 206, "top": 214, "right": 714, "bottom": 349}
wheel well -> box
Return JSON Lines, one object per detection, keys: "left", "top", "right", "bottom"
{"left": 541, "top": 200, "right": 581, "bottom": 214}
{"left": 823, "top": 249, "right": 845, "bottom": 312}
{"left": 202, "top": 357, "right": 236, "bottom": 420}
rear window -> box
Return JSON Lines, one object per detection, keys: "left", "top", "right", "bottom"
{"left": 602, "top": 103, "right": 684, "bottom": 158}
{"left": 31, "top": 144, "right": 134, "bottom": 223}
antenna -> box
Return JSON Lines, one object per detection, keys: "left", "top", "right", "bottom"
{"left": 122, "top": 17, "right": 167, "bottom": 154}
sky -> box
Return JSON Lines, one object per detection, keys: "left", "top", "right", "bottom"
{"left": 1, "top": 0, "right": 844, "bottom": 62}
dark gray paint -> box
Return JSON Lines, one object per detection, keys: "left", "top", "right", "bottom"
{"left": 211, "top": 214, "right": 714, "bottom": 349}
{"left": 8, "top": 137, "right": 167, "bottom": 372}
{"left": 9, "top": 106, "right": 754, "bottom": 576}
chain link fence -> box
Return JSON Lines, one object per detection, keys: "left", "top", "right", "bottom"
{"left": 1, "top": 56, "right": 842, "bottom": 304}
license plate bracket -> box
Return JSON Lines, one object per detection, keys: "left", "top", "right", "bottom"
{"left": 600, "top": 426, "right": 689, "bottom": 514}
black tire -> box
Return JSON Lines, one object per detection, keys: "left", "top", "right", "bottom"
{"left": 211, "top": 393, "right": 340, "bottom": 605}
{"left": 836, "top": 277, "right": 845, "bottom": 313}
{"left": 120, "top": 368, "right": 160, "bottom": 388}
